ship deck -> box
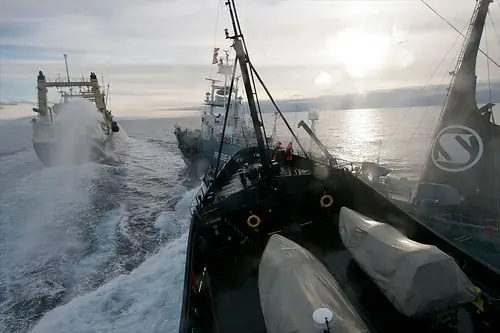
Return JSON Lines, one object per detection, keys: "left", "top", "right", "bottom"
{"left": 207, "top": 214, "right": 439, "bottom": 333}
{"left": 184, "top": 149, "right": 500, "bottom": 333}
{"left": 214, "top": 164, "right": 311, "bottom": 204}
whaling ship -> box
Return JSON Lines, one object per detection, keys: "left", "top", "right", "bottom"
{"left": 174, "top": 48, "right": 275, "bottom": 173}
{"left": 31, "top": 55, "right": 120, "bottom": 166}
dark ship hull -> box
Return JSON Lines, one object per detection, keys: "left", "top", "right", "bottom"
{"left": 174, "top": 126, "right": 242, "bottom": 170}
{"left": 180, "top": 147, "right": 500, "bottom": 333}
{"left": 179, "top": 1, "right": 500, "bottom": 331}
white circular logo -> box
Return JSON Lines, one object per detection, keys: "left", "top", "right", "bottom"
{"left": 431, "top": 125, "right": 483, "bottom": 172}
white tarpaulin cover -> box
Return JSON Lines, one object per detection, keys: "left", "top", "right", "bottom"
{"left": 339, "top": 207, "right": 476, "bottom": 317}
{"left": 258, "top": 234, "right": 369, "bottom": 333}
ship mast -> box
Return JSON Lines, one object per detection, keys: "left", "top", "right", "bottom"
{"left": 417, "top": 0, "right": 497, "bottom": 213}
{"left": 225, "top": 0, "right": 270, "bottom": 173}
{"left": 438, "top": 0, "right": 491, "bottom": 126}
{"left": 63, "top": 54, "right": 73, "bottom": 96}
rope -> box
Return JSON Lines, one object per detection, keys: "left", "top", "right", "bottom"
{"left": 212, "top": 0, "right": 222, "bottom": 73}
{"left": 416, "top": 37, "right": 465, "bottom": 177}
{"left": 204, "top": 1, "right": 223, "bottom": 93}
{"left": 486, "top": 8, "right": 500, "bottom": 214}
{"left": 237, "top": 8, "right": 313, "bottom": 151}
{"left": 229, "top": 0, "right": 269, "bottom": 148}
{"left": 487, "top": 13, "right": 498, "bottom": 125}
{"left": 488, "top": 12, "right": 500, "bottom": 60}
{"left": 214, "top": 60, "right": 238, "bottom": 175}
{"left": 485, "top": 17, "right": 492, "bottom": 104}
{"left": 293, "top": 108, "right": 298, "bottom": 142}
{"left": 385, "top": 30, "right": 461, "bottom": 148}
{"left": 412, "top": 33, "right": 463, "bottom": 135}
{"left": 420, "top": 0, "right": 500, "bottom": 69}
{"left": 388, "top": 31, "right": 463, "bottom": 165}
{"left": 213, "top": 1, "right": 221, "bottom": 48}
{"left": 248, "top": 62, "right": 309, "bottom": 157}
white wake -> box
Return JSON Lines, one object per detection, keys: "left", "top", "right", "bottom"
{"left": 31, "top": 187, "right": 199, "bottom": 333}
{"left": 49, "top": 99, "right": 128, "bottom": 165}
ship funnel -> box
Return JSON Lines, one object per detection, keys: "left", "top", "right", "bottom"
{"left": 312, "top": 307, "right": 333, "bottom": 332}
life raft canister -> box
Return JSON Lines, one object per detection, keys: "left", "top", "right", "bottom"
{"left": 320, "top": 194, "right": 334, "bottom": 208}
{"left": 247, "top": 214, "right": 261, "bottom": 228}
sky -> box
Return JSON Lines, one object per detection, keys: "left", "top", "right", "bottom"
{"left": 1, "top": 0, "right": 500, "bottom": 118}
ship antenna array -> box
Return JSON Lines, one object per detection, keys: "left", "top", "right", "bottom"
{"left": 63, "top": 54, "right": 73, "bottom": 95}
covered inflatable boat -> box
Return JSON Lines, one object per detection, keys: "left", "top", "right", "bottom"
{"left": 339, "top": 207, "right": 476, "bottom": 317}
{"left": 258, "top": 234, "right": 369, "bottom": 333}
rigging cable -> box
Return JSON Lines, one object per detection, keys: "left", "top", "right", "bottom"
{"left": 245, "top": 31, "right": 320, "bottom": 153}
{"left": 487, "top": 12, "right": 498, "bottom": 125}
{"left": 382, "top": 0, "right": 469, "bottom": 153}
{"left": 292, "top": 101, "right": 299, "bottom": 145}
{"left": 416, "top": 35, "right": 466, "bottom": 177}
{"left": 420, "top": 0, "right": 500, "bottom": 69}
{"left": 231, "top": 0, "right": 317, "bottom": 158}
{"left": 485, "top": 16, "right": 492, "bottom": 105}
{"left": 415, "top": 1, "right": 499, "bottom": 178}
{"left": 211, "top": 0, "right": 222, "bottom": 78}
{"left": 414, "top": 1, "right": 480, "bottom": 177}
{"left": 293, "top": 96, "right": 302, "bottom": 146}
{"left": 485, "top": 11, "right": 500, "bottom": 214}
{"left": 408, "top": 33, "right": 463, "bottom": 149}
{"left": 488, "top": 12, "right": 500, "bottom": 61}
{"left": 248, "top": 62, "right": 309, "bottom": 157}
{"left": 388, "top": 30, "right": 463, "bottom": 166}
{"left": 214, "top": 59, "right": 238, "bottom": 175}
{"left": 387, "top": 32, "right": 463, "bottom": 156}
{"left": 230, "top": 0, "right": 269, "bottom": 148}
{"left": 235, "top": 8, "right": 319, "bottom": 155}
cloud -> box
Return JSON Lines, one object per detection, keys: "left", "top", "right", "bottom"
{"left": 1, "top": 0, "right": 500, "bottom": 119}
{"left": 0, "top": 100, "right": 34, "bottom": 106}
{"left": 0, "top": 101, "right": 17, "bottom": 106}
{"left": 0, "top": 103, "right": 36, "bottom": 120}
{"left": 0, "top": 100, "right": 36, "bottom": 121}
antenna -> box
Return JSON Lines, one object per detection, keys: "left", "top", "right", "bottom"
{"left": 313, "top": 308, "right": 333, "bottom": 332}
{"left": 225, "top": 0, "right": 271, "bottom": 175}
{"left": 105, "top": 83, "right": 110, "bottom": 106}
{"left": 63, "top": 54, "right": 70, "bottom": 82}
{"left": 204, "top": 77, "right": 222, "bottom": 83}
{"left": 63, "top": 54, "right": 73, "bottom": 95}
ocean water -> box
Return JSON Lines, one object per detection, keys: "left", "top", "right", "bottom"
{"left": 0, "top": 106, "right": 498, "bottom": 332}
{"left": 0, "top": 115, "right": 198, "bottom": 333}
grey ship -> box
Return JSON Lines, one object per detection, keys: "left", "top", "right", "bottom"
{"left": 31, "top": 55, "right": 120, "bottom": 166}
{"left": 174, "top": 50, "right": 274, "bottom": 172}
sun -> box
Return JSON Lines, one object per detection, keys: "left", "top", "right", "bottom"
{"left": 325, "top": 27, "right": 391, "bottom": 78}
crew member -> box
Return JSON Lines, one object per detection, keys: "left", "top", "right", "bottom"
{"left": 273, "top": 141, "right": 282, "bottom": 161}
{"left": 286, "top": 141, "right": 293, "bottom": 162}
